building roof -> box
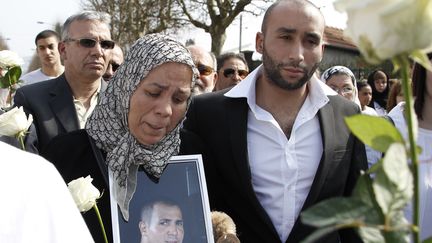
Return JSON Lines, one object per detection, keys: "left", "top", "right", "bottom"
{"left": 324, "top": 26, "right": 358, "bottom": 52}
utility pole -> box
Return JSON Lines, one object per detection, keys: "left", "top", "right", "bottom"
{"left": 239, "top": 14, "right": 243, "bottom": 53}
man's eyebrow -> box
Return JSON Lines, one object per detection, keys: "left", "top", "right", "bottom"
{"left": 276, "top": 27, "right": 296, "bottom": 34}
{"left": 305, "top": 32, "right": 322, "bottom": 41}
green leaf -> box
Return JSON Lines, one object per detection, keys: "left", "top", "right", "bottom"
{"left": 352, "top": 174, "right": 376, "bottom": 206}
{"left": 345, "top": 114, "right": 404, "bottom": 152}
{"left": 358, "top": 227, "right": 385, "bottom": 243}
{"left": 373, "top": 143, "right": 413, "bottom": 216}
{"left": 423, "top": 237, "right": 432, "bottom": 243}
{"left": 300, "top": 225, "right": 340, "bottom": 243}
{"left": 301, "top": 198, "right": 370, "bottom": 227}
{"left": 0, "top": 66, "right": 22, "bottom": 88}
{"left": 410, "top": 50, "right": 432, "bottom": 72}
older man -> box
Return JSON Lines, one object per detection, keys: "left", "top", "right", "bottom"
{"left": 187, "top": 45, "right": 217, "bottom": 95}
{"left": 103, "top": 44, "right": 124, "bottom": 81}
{"left": 14, "top": 11, "right": 113, "bottom": 153}
{"left": 183, "top": 0, "right": 367, "bottom": 242}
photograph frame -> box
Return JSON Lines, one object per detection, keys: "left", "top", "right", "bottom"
{"left": 110, "top": 154, "right": 214, "bottom": 243}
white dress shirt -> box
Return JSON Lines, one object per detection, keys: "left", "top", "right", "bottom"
{"left": 226, "top": 66, "right": 337, "bottom": 242}
{"left": 0, "top": 142, "right": 94, "bottom": 243}
{"left": 73, "top": 83, "right": 102, "bottom": 129}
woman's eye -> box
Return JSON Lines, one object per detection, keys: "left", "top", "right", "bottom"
{"left": 146, "top": 91, "right": 160, "bottom": 97}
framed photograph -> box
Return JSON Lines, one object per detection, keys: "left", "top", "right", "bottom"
{"left": 110, "top": 154, "right": 214, "bottom": 243}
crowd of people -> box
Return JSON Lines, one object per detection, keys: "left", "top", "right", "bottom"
{"left": 0, "top": 0, "right": 431, "bottom": 242}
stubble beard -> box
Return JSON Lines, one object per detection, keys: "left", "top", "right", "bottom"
{"left": 262, "top": 48, "right": 319, "bottom": 91}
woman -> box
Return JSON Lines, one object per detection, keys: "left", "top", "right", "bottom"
{"left": 367, "top": 69, "right": 390, "bottom": 116}
{"left": 388, "top": 54, "right": 432, "bottom": 240}
{"left": 42, "top": 34, "right": 199, "bottom": 242}
{"left": 357, "top": 81, "right": 378, "bottom": 116}
{"left": 321, "top": 66, "right": 380, "bottom": 167}
{"left": 321, "top": 65, "right": 361, "bottom": 106}
{"left": 386, "top": 79, "right": 405, "bottom": 113}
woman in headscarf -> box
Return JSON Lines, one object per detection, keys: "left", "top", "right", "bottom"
{"left": 321, "top": 65, "right": 361, "bottom": 107}
{"left": 42, "top": 33, "right": 198, "bottom": 242}
{"left": 367, "top": 69, "right": 390, "bottom": 116}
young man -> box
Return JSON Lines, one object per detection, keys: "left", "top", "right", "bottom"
{"left": 183, "top": 0, "right": 367, "bottom": 242}
{"left": 139, "top": 199, "right": 184, "bottom": 243}
{"left": 21, "top": 30, "right": 64, "bottom": 85}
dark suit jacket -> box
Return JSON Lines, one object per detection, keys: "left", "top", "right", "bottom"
{"left": 41, "top": 128, "right": 205, "bottom": 243}
{"left": 183, "top": 90, "right": 368, "bottom": 243}
{"left": 14, "top": 74, "right": 107, "bottom": 153}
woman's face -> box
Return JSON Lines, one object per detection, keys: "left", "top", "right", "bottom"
{"left": 374, "top": 71, "right": 387, "bottom": 93}
{"left": 326, "top": 74, "right": 355, "bottom": 101}
{"left": 128, "top": 62, "right": 192, "bottom": 146}
{"left": 358, "top": 85, "right": 373, "bottom": 108}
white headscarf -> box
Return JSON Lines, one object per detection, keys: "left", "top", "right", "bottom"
{"left": 321, "top": 65, "right": 361, "bottom": 107}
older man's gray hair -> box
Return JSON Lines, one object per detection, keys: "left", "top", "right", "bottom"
{"left": 61, "top": 11, "right": 111, "bottom": 40}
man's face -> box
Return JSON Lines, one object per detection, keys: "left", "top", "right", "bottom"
{"left": 140, "top": 203, "right": 184, "bottom": 243}
{"left": 256, "top": 2, "right": 324, "bottom": 91}
{"left": 60, "top": 20, "right": 113, "bottom": 81}
{"left": 189, "top": 47, "right": 217, "bottom": 94}
{"left": 36, "top": 36, "right": 61, "bottom": 67}
{"left": 216, "top": 57, "right": 249, "bottom": 90}
{"left": 103, "top": 45, "right": 124, "bottom": 81}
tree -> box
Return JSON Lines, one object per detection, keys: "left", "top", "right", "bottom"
{"left": 175, "top": 0, "right": 272, "bottom": 55}
{"left": 83, "top": 0, "right": 186, "bottom": 50}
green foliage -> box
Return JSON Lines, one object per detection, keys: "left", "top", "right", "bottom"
{"left": 345, "top": 115, "right": 404, "bottom": 152}
{"left": 301, "top": 114, "right": 414, "bottom": 243}
{"left": 0, "top": 66, "right": 22, "bottom": 88}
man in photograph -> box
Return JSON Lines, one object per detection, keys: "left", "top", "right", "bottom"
{"left": 139, "top": 199, "right": 184, "bottom": 243}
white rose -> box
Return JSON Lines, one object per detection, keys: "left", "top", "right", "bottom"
{"left": 334, "top": 0, "right": 432, "bottom": 64}
{"left": 68, "top": 176, "right": 101, "bottom": 212}
{"left": 0, "top": 50, "right": 24, "bottom": 69}
{"left": 0, "top": 106, "right": 33, "bottom": 137}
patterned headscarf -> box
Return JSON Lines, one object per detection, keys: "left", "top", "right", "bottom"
{"left": 321, "top": 65, "right": 361, "bottom": 106}
{"left": 86, "top": 34, "right": 197, "bottom": 220}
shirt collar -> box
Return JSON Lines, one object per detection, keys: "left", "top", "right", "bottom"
{"left": 225, "top": 64, "right": 337, "bottom": 112}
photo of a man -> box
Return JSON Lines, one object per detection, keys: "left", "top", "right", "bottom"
{"left": 139, "top": 199, "right": 184, "bottom": 243}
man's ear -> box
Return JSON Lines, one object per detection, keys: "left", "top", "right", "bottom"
{"left": 139, "top": 221, "right": 148, "bottom": 235}
{"left": 256, "top": 32, "right": 264, "bottom": 54}
{"left": 58, "top": 41, "right": 67, "bottom": 61}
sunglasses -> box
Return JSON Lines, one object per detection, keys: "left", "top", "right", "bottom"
{"left": 197, "top": 63, "right": 214, "bottom": 76}
{"left": 65, "top": 38, "right": 115, "bottom": 50}
{"left": 223, "top": 68, "right": 249, "bottom": 79}
{"left": 111, "top": 62, "right": 121, "bottom": 72}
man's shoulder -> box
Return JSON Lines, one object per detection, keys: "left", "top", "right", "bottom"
{"left": 326, "top": 95, "right": 361, "bottom": 115}
{"left": 18, "top": 75, "right": 63, "bottom": 95}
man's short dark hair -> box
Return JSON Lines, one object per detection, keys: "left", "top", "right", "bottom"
{"left": 35, "top": 30, "right": 61, "bottom": 45}
{"left": 140, "top": 198, "right": 182, "bottom": 225}
{"left": 216, "top": 52, "right": 248, "bottom": 72}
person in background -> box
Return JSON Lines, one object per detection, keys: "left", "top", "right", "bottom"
{"left": 367, "top": 69, "right": 390, "bottom": 116}
{"left": 388, "top": 53, "right": 432, "bottom": 241}
{"left": 42, "top": 33, "right": 199, "bottom": 243}
{"left": 386, "top": 79, "right": 405, "bottom": 113}
{"left": 103, "top": 44, "right": 124, "bottom": 81}
{"left": 14, "top": 11, "right": 113, "bottom": 152}
{"left": 183, "top": 0, "right": 367, "bottom": 242}
{"left": 320, "top": 65, "right": 360, "bottom": 105}
{"left": 187, "top": 45, "right": 217, "bottom": 95}
{"left": 0, "top": 141, "right": 93, "bottom": 243}
{"left": 214, "top": 52, "right": 249, "bottom": 91}
{"left": 357, "top": 81, "right": 378, "bottom": 116}
{"left": 139, "top": 199, "right": 184, "bottom": 243}
{"left": 21, "top": 30, "right": 64, "bottom": 86}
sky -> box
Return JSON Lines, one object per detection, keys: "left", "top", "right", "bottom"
{"left": 0, "top": 0, "right": 346, "bottom": 72}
